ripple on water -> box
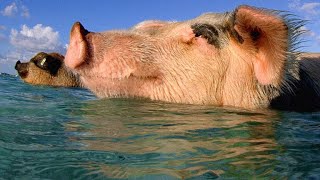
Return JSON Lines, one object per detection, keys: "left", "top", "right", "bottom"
{"left": 0, "top": 75, "right": 320, "bottom": 179}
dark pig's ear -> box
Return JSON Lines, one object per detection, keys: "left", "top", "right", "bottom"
{"left": 65, "top": 22, "right": 90, "bottom": 69}
{"left": 232, "top": 5, "right": 288, "bottom": 86}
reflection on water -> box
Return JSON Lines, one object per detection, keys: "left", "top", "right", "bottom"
{"left": 0, "top": 75, "right": 320, "bottom": 179}
{"left": 67, "top": 100, "right": 281, "bottom": 179}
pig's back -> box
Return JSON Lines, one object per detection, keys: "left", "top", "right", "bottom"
{"left": 270, "top": 58, "right": 320, "bottom": 112}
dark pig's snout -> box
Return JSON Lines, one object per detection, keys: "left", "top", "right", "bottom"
{"left": 15, "top": 60, "right": 29, "bottom": 78}
{"left": 15, "top": 60, "right": 21, "bottom": 70}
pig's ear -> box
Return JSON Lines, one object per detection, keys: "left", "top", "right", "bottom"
{"left": 65, "top": 22, "right": 90, "bottom": 69}
{"left": 232, "top": 5, "right": 288, "bottom": 86}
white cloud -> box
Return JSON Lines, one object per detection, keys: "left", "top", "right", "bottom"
{"left": 0, "top": 51, "right": 20, "bottom": 64}
{"left": 300, "top": 26, "right": 316, "bottom": 37}
{"left": 1, "top": 2, "right": 30, "bottom": 18}
{"left": 299, "top": 26, "right": 320, "bottom": 46}
{"left": 21, "top": 5, "right": 30, "bottom": 18}
{"left": 289, "top": 0, "right": 320, "bottom": 16}
{"left": 289, "top": 1, "right": 320, "bottom": 48}
{"left": 300, "top": 2, "right": 320, "bottom": 15}
{"left": 0, "top": 25, "right": 6, "bottom": 31}
{"left": 1, "top": 2, "right": 18, "bottom": 17}
{"left": 0, "top": 24, "right": 66, "bottom": 67}
{"left": 10, "top": 24, "right": 65, "bottom": 54}
{"left": 0, "top": 33, "right": 5, "bottom": 41}
{"left": 288, "top": 0, "right": 301, "bottom": 9}
{"left": 0, "top": 54, "right": 8, "bottom": 64}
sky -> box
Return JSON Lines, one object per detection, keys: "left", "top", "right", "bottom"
{"left": 0, "top": 0, "right": 319, "bottom": 74}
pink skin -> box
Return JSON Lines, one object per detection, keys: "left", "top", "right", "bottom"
{"left": 65, "top": 5, "right": 294, "bottom": 109}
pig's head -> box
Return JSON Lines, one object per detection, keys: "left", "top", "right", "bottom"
{"left": 65, "top": 5, "right": 301, "bottom": 109}
{"left": 15, "top": 52, "right": 82, "bottom": 87}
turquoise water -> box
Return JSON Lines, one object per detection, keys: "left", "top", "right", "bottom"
{"left": 0, "top": 74, "right": 319, "bottom": 179}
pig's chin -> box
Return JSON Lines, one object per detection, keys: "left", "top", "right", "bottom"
{"left": 80, "top": 74, "right": 161, "bottom": 99}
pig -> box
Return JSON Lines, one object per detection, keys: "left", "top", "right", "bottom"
{"left": 15, "top": 52, "right": 82, "bottom": 87}
{"left": 271, "top": 52, "right": 320, "bottom": 111}
{"left": 64, "top": 5, "right": 320, "bottom": 111}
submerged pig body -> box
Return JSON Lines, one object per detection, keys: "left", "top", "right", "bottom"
{"left": 271, "top": 54, "right": 320, "bottom": 111}
{"left": 65, "top": 5, "right": 319, "bottom": 111}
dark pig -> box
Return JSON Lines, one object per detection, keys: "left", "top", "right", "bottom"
{"left": 15, "top": 52, "right": 82, "bottom": 87}
{"left": 271, "top": 53, "right": 320, "bottom": 111}
{"left": 64, "top": 5, "right": 320, "bottom": 111}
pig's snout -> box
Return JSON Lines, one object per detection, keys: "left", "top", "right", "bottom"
{"left": 65, "top": 22, "right": 89, "bottom": 69}
{"left": 15, "top": 60, "right": 29, "bottom": 78}
{"left": 15, "top": 60, "right": 21, "bottom": 70}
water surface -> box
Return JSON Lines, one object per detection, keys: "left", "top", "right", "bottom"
{"left": 0, "top": 74, "right": 319, "bottom": 179}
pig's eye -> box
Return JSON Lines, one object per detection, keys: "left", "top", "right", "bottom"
{"left": 35, "top": 58, "right": 48, "bottom": 70}
{"left": 40, "top": 58, "right": 46, "bottom": 67}
{"left": 35, "top": 57, "right": 62, "bottom": 75}
{"left": 191, "top": 23, "right": 220, "bottom": 48}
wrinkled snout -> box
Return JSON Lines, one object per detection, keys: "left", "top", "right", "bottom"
{"left": 15, "top": 60, "right": 29, "bottom": 78}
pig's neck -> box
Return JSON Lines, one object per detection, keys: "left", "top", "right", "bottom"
{"left": 221, "top": 55, "right": 278, "bottom": 109}
{"left": 53, "top": 66, "right": 82, "bottom": 87}
{"left": 270, "top": 59, "right": 320, "bottom": 111}
{"left": 222, "top": 73, "right": 272, "bottom": 109}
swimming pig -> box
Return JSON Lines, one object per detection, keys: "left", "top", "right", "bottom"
{"left": 64, "top": 5, "right": 320, "bottom": 111}
{"left": 15, "top": 52, "right": 82, "bottom": 87}
{"left": 271, "top": 53, "right": 320, "bottom": 111}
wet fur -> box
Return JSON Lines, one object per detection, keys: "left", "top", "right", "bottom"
{"left": 271, "top": 55, "right": 320, "bottom": 111}
{"left": 65, "top": 5, "right": 320, "bottom": 111}
{"left": 191, "top": 7, "right": 307, "bottom": 109}
{"left": 16, "top": 52, "right": 82, "bottom": 87}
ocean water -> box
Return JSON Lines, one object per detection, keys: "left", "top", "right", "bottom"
{"left": 0, "top": 73, "right": 319, "bottom": 179}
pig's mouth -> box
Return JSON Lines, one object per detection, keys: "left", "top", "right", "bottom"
{"left": 80, "top": 72, "right": 162, "bottom": 98}
{"left": 128, "top": 74, "right": 160, "bottom": 81}
{"left": 18, "top": 70, "right": 29, "bottom": 78}
{"left": 99, "top": 74, "right": 161, "bottom": 84}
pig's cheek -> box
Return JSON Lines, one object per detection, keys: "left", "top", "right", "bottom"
{"left": 87, "top": 59, "right": 133, "bottom": 80}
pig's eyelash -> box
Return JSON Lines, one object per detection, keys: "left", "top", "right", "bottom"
{"left": 191, "top": 23, "right": 221, "bottom": 48}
